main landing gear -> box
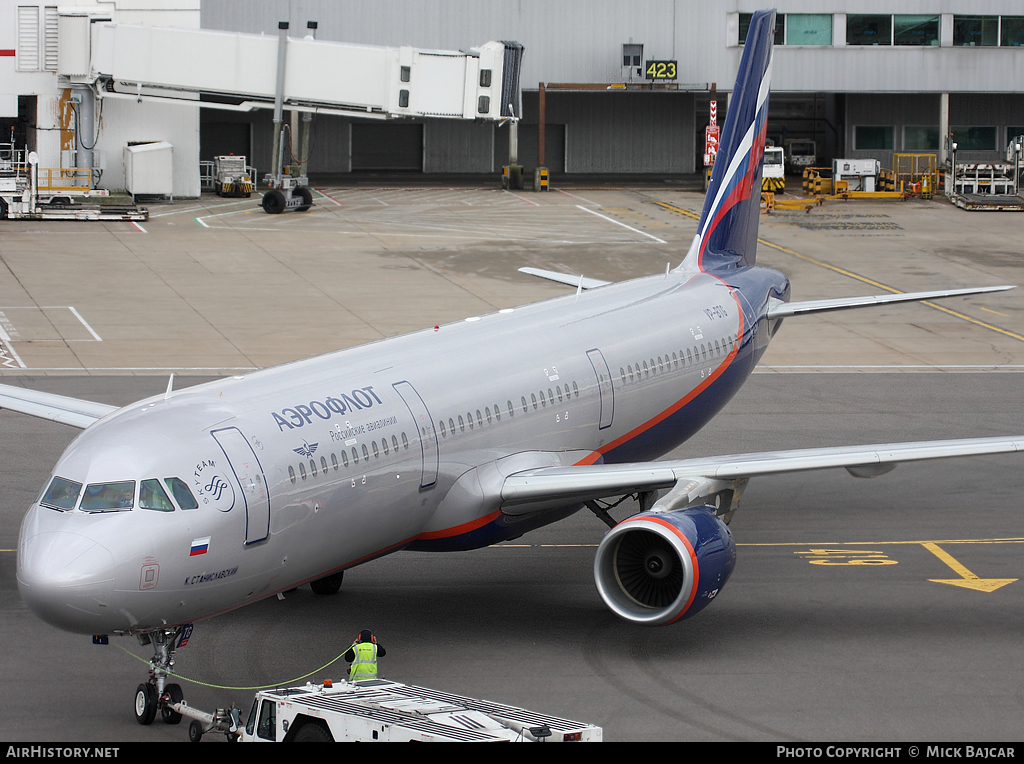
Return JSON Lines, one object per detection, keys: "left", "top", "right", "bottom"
{"left": 133, "top": 625, "right": 191, "bottom": 726}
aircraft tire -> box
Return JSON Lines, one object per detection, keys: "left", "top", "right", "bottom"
{"left": 134, "top": 683, "right": 157, "bottom": 725}
{"left": 188, "top": 719, "right": 203, "bottom": 743}
{"left": 262, "top": 189, "right": 286, "bottom": 214}
{"left": 161, "top": 683, "right": 184, "bottom": 724}
{"left": 310, "top": 571, "right": 343, "bottom": 595}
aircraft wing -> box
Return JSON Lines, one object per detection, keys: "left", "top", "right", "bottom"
{"left": 767, "top": 285, "right": 1014, "bottom": 320}
{"left": 0, "top": 382, "right": 118, "bottom": 429}
{"left": 518, "top": 267, "right": 611, "bottom": 290}
{"left": 500, "top": 436, "right": 1024, "bottom": 510}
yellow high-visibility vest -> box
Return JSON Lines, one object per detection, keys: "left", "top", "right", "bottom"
{"left": 349, "top": 642, "right": 378, "bottom": 681}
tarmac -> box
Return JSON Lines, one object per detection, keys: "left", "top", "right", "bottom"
{"left": 2, "top": 181, "right": 1024, "bottom": 743}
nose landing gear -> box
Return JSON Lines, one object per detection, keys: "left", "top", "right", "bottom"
{"left": 133, "top": 625, "right": 191, "bottom": 726}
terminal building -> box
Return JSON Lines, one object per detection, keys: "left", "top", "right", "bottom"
{"left": 2, "top": 0, "right": 1023, "bottom": 196}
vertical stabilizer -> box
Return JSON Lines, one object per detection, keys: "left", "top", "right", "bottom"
{"left": 681, "top": 9, "right": 775, "bottom": 273}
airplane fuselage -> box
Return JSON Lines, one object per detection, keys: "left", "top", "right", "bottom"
{"left": 17, "top": 265, "right": 790, "bottom": 634}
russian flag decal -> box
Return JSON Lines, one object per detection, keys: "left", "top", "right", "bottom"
{"left": 189, "top": 537, "right": 211, "bottom": 556}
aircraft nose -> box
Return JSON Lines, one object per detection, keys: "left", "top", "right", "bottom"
{"left": 17, "top": 527, "right": 116, "bottom": 633}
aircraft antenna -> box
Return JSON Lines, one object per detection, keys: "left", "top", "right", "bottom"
{"left": 164, "top": 373, "right": 175, "bottom": 400}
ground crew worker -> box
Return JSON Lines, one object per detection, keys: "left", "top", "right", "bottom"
{"left": 345, "top": 629, "right": 386, "bottom": 681}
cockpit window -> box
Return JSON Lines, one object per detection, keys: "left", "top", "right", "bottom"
{"left": 164, "top": 478, "right": 199, "bottom": 510}
{"left": 40, "top": 476, "right": 82, "bottom": 511}
{"left": 140, "top": 479, "right": 175, "bottom": 512}
{"left": 80, "top": 481, "right": 135, "bottom": 512}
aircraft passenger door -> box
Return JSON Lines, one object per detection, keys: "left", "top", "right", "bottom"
{"left": 211, "top": 427, "right": 271, "bottom": 545}
{"left": 392, "top": 381, "right": 439, "bottom": 489}
{"left": 587, "top": 348, "right": 614, "bottom": 430}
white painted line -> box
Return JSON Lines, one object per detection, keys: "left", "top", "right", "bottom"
{"left": 195, "top": 217, "right": 210, "bottom": 228}
{"left": 576, "top": 205, "right": 667, "bottom": 243}
{"left": 150, "top": 199, "right": 258, "bottom": 217}
{"left": 66, "top": 307, "right": 102, "bottom": 341}
{"left": 0, "top": 321, "right": 27, "bottom": 369}
{"left": 131, "top": 221, "right": 147, "bottom": 233}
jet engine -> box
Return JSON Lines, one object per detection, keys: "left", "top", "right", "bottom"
{"left": 594, "top": 507, "right": 736, "bottom": 625}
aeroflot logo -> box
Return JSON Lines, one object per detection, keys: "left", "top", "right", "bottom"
{"left": 272, "top": 386, "right": 383, "bottom": 431}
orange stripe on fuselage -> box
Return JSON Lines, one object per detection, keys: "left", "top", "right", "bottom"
{"left": 576, "top": 276, "right": 747, "bottom": 467}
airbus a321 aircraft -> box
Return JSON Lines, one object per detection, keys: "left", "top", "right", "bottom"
{"left": 4, "top": 9, "right": 1021, "bottom": 727}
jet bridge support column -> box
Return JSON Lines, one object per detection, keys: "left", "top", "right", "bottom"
{"left": 262, "top": 21, "right": 311, "bottom": 214}
{"left": 270, "top": 21, "right": 288, "bottom": 182}
{"left": 299, "top": 22, "right": 317, "bottom": 179}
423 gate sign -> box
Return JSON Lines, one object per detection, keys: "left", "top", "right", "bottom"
{"left": 645, "top": 60, "right": 677, "bottom": 80}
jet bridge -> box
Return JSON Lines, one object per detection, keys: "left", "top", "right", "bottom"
{"left": 55, "top": 14, "right": 523, "bottom": 209}
{"left": 59, "top": 17, "right": 522, "bottom": 124}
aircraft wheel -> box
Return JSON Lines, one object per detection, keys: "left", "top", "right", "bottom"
{"left": 262, "top": 189, "right": 286, "bottom": 214}
{"left": 310, "top": 571, "right": 343, "bottom": 595}
{"left": 295, "top": 186, "right": 313, "bottom": 212}
{"left": 134, "top": 682, "right": 157, "bottom": 725}
{"left": 161, "top": 683, "right": 184, "bottom": 724}
{"left": 188, "top": 719, "right": 204, "bottom": 743}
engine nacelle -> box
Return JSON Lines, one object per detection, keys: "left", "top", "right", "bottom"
{"left": 594, "top": 507, "right": 736, "bottom": 625}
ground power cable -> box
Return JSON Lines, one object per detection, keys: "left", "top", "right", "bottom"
{"left": 114, "top": 642, "right": 350, "bottom": 691}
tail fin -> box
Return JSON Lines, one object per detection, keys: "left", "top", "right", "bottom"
{"left": 680, "top": 9, "right": 775, "bottom": 273}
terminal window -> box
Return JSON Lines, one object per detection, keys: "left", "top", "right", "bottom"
{"left": 953, "top": 16, "right": 999, "bottom": 46}
{"left": 904, "top": 127, "right": 939, "bottom": 151}
{"left": 847, "top": 15, "right": 892, "bottom": 45}
{"left": 854, "top": 126, "right": 893, "bottom": 151}
{"left": 894, "top": 15, "right": 940, "bottom": 46}
{"left": 786, "top": 14, "right": 832, "bottom": 46}
{"left": 1002, "top": 17, "right": 1024, "bottom": 47}
{"left": 950, "top": 126, "right": 997, "bottom": 152}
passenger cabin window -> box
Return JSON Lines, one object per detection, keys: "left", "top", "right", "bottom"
{"left": 40, "top": 476, "right": 82, "bottom": 511}
{"left": 165, "top": 478, "right": 199, "bottom": 509}
{"left": 80, "top": 481, "right": 135, "bottom": 512}
{"left": 140, "top": 479, "right": 174, "bottom": 511}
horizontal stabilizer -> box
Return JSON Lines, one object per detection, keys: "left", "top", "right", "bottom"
{"left": 518, "top": 268, "right": 610, "bottom": 290}
{"left": 767, "top": 285, "right": 1015, "bottom": 320}
{"left": 0, "top": 383, "right": 118, "bottom": 429}
{"left": 501, "top": 436, "right": 1024, "bottom": 508}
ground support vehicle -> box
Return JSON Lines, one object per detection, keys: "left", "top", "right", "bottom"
{"left": 213, "top": 156, "right": 253, "bottom": 198}
{"left": 174, "top": 678, "right": 602, "bottom": 742}
{"left": 762, "top": 145, "right": 785, "bottom": 192}
{"left": 0, "top": 144, "right": 147, "bottom": 221}
{"left": 785, "top": 138, "right": 816, "bottom": 173}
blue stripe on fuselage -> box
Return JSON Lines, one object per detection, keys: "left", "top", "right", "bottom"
{"left": 602, "top": 266, "right": 789, "bottom": 464}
